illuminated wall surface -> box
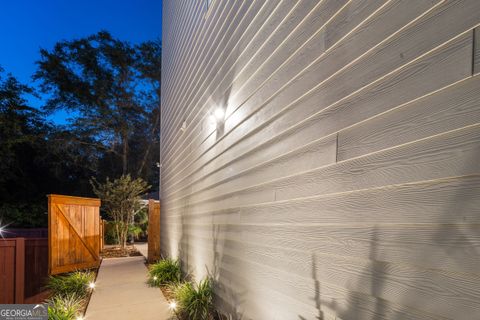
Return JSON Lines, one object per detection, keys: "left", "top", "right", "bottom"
{"left": 160, "top": 1, "right": 480, "bottom": 319}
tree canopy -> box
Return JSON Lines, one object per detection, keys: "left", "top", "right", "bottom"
{"left": 0, "top": 31, "right": 161, "bottom": 227}
{"left": 34, "top": 30, "right": 161, "bottom": 181}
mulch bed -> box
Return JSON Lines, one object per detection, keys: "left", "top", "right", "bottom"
{"left": 101, "top": 245, "right": 143, "bottom": 258}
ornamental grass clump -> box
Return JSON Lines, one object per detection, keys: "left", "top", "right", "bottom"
{"left": 172, "top": 278, "right": 214, "bottom": 320}
{"left": 45, "top": 270, "right": 95, "bottom": 299}
{"left": 47, "top": 293, "right": 83, "bottom": 320}
{"left": 148, "top": 258, "right": 182, "bottom": 287}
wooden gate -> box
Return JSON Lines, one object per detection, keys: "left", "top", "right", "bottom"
{"left": 147, "top": 199, "right": 160, "bottom": 263}
{"left": 48, "top": 195, "right": 101, "bottom": 275}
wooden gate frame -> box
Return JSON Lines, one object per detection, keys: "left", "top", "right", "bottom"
{"left": 48, "top": 194, "right": 101, "bottom": 275}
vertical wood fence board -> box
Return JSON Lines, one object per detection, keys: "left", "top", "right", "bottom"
{"left": 0, "top": 240, "right": 15, "bottom": 303}
{"left": 14, "top": 238, "right": 25, "bottom": 303}
{"left": 24, "top": 238, "right": 48, "bottom": 299}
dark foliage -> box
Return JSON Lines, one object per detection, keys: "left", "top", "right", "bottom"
{"left": 34, "top": 31, "right": 161, "bottom": 183}
{"left": 0, "top": 31, "right": 161, "bottom": 227}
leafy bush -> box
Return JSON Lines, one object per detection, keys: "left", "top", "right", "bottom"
{"left": 47, "top": 293, "right": 83, "bottom": 320}
{"left": 0, "top": 202, "right": 47, "bottom": 227}
{"left": 173, "top": 278, "right": 213, "bottom": 320}
{"left": 46, "top": 270, "right": 95, "bottom": 299}
{"left": 148, "top": 258, "right": 181, "bottom": 286}
{"left": 91, "top": 175, "right": 150, "bottom": 248}
{"left": 104, "top": 220, "right": 119, "bottom": 245}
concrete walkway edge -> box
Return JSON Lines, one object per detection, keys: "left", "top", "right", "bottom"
{"left": 85, "top": 256, "right": 171, "bottom": 320}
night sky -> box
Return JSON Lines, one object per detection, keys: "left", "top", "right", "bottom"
{"left": 0, "top": 0, "right": 162, "bottom": 123}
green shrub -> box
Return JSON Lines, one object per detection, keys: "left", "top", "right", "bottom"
{"left": 46, "top": 270, "right": 95, "bottom": 299}
{"left": 47, "top": 294, "right": 83, "bottom": 320}
{"left": 173, "top": 278, "right": 213, "bottom": 320}
{"left": 104, "top": 220, "right": 119, "bottom": 245}
{"left": 148, "top": 258, "right": 181, "bottom": 286}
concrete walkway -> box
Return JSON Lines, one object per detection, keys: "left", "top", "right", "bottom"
{"left": 85, "top": 256, "right": 171, "bottom": 320}
{"left": 134, "top": 242, "right": 148, "bottom": 258}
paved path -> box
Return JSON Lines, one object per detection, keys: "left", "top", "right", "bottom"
{"left": 135, "top": 242, "right": 148, "bottom": 258}
{"left": 85, "top": 256, "right": 171, "bottom": 320}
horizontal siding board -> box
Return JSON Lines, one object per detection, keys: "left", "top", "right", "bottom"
{"left": 169, "top": 121, "right": 480, "bottom": 213}
{"left": 162, "top": 0, "right": 206, "bottom": 107}
{"left": 162, "top": 0, "right": 468, "bottom": 193}
{"left": 164, "top": 33, "right": 473, "bottom": 208}
{"left": 215, "top": 267, "right": 440, "bottom": 320}
{"left": 162, "top": 0, "right": 320, "bottom": 166}
{"left": 164, "top": 3, "right": 475, "bottom": 186}
{"left": 161, "top": 1, "right": 442, "bottom": 181}
{"left": 186, "top": 134, "right": 337, "bottom": 198}
{"left": 163, "top": 0, "right": 236, "bottom": 134}
{"left": 164, "top": 27, "right": 471, "bottom": 202}
{"left": 162, "top": 0, "right": 324, "bottom": 154}
{"left": 338, "top": 74, "right": 480, "bottom": 160}
{"left": 168, "top": 175, "right": 480, "bottom": 227}
{"left": 164, "top": 0, "right": 252, "bottom": 130}
{"left": 162, "top": 0, "right": 480, "bottom": 318}
{"left": 183, "top": 241, "right": 478, "bottom": 319}
{"left": 174, "top": 221, "right": 480, "bottom": 276}
{"left": 163, "top": 0, "right": 291, "bottom": 145}
{"left": 161, "top": 0, "right": 392, "bottom": 180}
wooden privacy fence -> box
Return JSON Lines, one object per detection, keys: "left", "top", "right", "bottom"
{"left": 147, "top": 199, "right": 160, "bottom": 263}
{"left": 0, "top": 238, "right": 48, "bottom": 304}
{"left": 48, "top": 194, "right": 101, "bottom": 275}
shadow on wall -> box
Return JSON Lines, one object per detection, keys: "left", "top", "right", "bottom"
{"left": 173, "top": 8, "right": 248, "bottom": 314}
{"left": 297, "top": 188, "right": 480, "bottom": 317}
{"left": 298, "top": 253, "right": 324, "bottom": 320}
{"left": 208, "top": 222, "right": 247, "bottom": 320}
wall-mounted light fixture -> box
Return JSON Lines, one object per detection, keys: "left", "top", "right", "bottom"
{"left": 214, "top": 107, "right": 225, "bottom": 121}
{"left": 209, "top": 107, "right": 225, "bottom": 125}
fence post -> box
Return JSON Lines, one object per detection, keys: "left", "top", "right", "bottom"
{"left": 15, "top": 238, "right": 25, "bottom": 303}
{"left": 100, "top": 219, "right": 105, "bottom": 252}
{"left": 147, "top": 200, "right": 161, "bottom": 263}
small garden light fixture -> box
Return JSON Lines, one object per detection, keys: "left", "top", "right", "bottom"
{"left": 88, "top": 282, "right": 96, "bottom": 289}
{"left": 169, "top": 301, "right": 177, "bottom": 311}
{"left": 76, "top": 316, "right": 84, "bottom": 320}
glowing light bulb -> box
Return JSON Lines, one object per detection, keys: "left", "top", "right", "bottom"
{"left": 169, "top": 301, "right": 177, "bottom": 310}
{"left": 0, "top": 220, "right": 11, "bottom": 238}
{"left": 214, "top": 108, "right": 225, "bottom": 121}
{"left": 88, "top": 282, "right": 95, "bottom": 289}
{"left": 153, "top": 276, "right": 158, "bottom": 281}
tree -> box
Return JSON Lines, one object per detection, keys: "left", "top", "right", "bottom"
{"left": 91, "top": 175, "right": 150, "bottom": 248}
{"left": 0, "top": 67, "right": 97, "bottom": 227}
{"left": 0, "top": 67, "right": 48, "bottom": 226}
{"left": 34, "top": 31, "right": 161, "bottom": 184}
